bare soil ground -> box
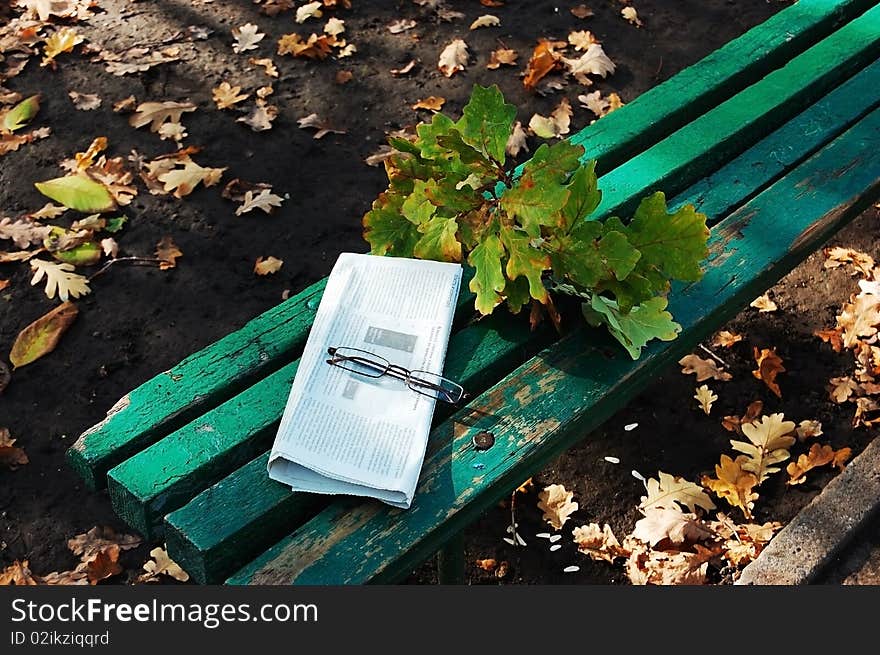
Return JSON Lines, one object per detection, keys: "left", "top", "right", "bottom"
{"left": 6, "top": 0, "right": 873, "bottom": 586}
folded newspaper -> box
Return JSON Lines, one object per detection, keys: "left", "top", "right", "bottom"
{"left": 267, "top": 253, "right": 463, "bottom": 509}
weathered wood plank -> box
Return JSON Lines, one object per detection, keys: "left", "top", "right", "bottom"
{"left": 111, "top": 313, "right": 551, "bottom": 539}
{"left": 163, "top": 63, "right": 880, "bottom": 582}
{"left": 594, "top": 5, "right": 880, "bottom": 220}
{"left": 567, "top": 0, "right": 876, "bottom": 173}
{"left": 67, "top": 279, "right": 326, "bottom": 490}
{"left": 227, "top": 107, "right": 880, "bottom": 585}
{"left": 671, "top": 58, "right": 880, "bottom": 220}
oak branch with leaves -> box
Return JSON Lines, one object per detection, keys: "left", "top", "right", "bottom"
{"left": 363, "top": 84, "right": 710, "bottom": 358}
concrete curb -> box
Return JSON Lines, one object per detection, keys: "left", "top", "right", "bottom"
{"left": 736, "top": 436, "right": 880, "bottom": 585}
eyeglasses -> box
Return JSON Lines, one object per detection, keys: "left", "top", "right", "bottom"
{"left": 325, "top": 346, "right": 469, "bottom": 405}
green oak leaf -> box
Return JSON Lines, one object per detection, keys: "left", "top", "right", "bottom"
{"left": 104, "top": 216, "right": 127, "bottom": 233}
{"left": 585, "top": 294, "right": 681, "bottom": 360}
{"left": 500, "top": 140, "right": 584, "bottom": 236}
{"left": 413, "top": 216, "right": 462, "bottom": 262}
{"left": 561, "top": 160, "right": 601, "bottom": 231}
{"left": 624, "top": 192, "right": 709, "bottom": 282}
{"left": 597, "top": 230, "right": 640, "bottom": 281}
{"left": 457, "top": 84, "right": 517, "bottom": 164}
{"left": 401, "top": 180, "right": 436, "bottom": 225}
{"left": 467, "top": 233, "right": 506, "bottom": 315}
{"left": 415, "top": 112, "right": 458, "bottom": 161}
{"left": 363, "top": 192, "right": 420, "bottom": 257}
{"left": 424, "top": 176, "right": 483, "bottom": 214}
{"left": 503, "top": 276, "right": 531, "bottom": 314}
{"left": 596, "top": 271, "right": 655, "bottom": 314}
{"left": 500, "top": 226, "right": 550, "bottom": 303}
{"left": 387, "top": 136, "right": 423, "bottom": 157}
{"left": 548, "top": 222, "right": 639, "bottom": 289}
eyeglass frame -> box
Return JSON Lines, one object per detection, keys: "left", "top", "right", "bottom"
{"left": 325, "top": 346, "right": 470, "bottom": 406}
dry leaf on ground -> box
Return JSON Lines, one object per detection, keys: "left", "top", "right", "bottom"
{"left": 232, "top": 23, "right": 265, "bottom": 53}
{"left": 213, "top": 82, "right": 250, "bottom": 110}
{"left": 0, "top": 427, "right": 29, "bottom": 471}
{"left": 694, "top": 385, "right": 717, "bottom": 415}
{"left": 139, "top": 547, "right": 189, "bottom": 583}
{"left": 562, "top": 43, "right": 615, "bottom": 83}
{"left": 67, "top": 526, "right": 142, "bottom": 560}
{"left": 68, "top": 91, "right": 101, "bottom": 110}
{"left": 750, "top": 293, "right": 777, "bottom": 312}
{"left": 475, "top": 558, "right": 497, "bottom": 572}
{"left": 701, "top": 454, "right": 760, "bottom": 519}
{"left": 157, "top": 158, "right": 225, "bottom": 198}
{"left": 506, "top": 121, "right": 529, "bottom": 157}
{"left": 572, "top": 523, "right": 627, "bottom": 562}
{"left": 388, "top": 19, "right": 416, "bottom": 34}
{"left": 0, "top": 559, "right": 38, "bottom": 585}
{"left": 537, "top": 483, "right": 578, "bottom": 530}
{"left": 29, "top": 259, "right": 90, "bottom": 302}
{"left": 578, "top": 90, "right": 624, "bottom": 119}
{"left": 796, "top": 419, "right": 823, "bottom": 441}
{"left": 470, "top": 15, "right": 500, "bottom": 30}
{"left": 823, "top": 246, "right": 875, "bottom": 278}
{"left": 129, "top": 101, "right": 196, "bottom": 133}
{"left": 411, "top": 96, "right": 445, "bottom": 112}
{"left": 639, "top": 472, "right": 716, "bottom": 514}
{"left": 9, "top": 301, "right": 78, "bottom": 369}
{"left": 622, "top": 6, "right": 643, "bottom": 27}
{"left": 487, "top": 47, "right": 517, "bottom": 69}
{"left": 571, "top": 5, "right": 594, "bottom": 19}
{"left": 829, "top": 376, "right": 859, "bottom": 403}
{"left": 678, "top": 353, "right": 732, "bottom": 382}
{"left": 249, "top": 57, "right": 279, "bottom": 77}
{"left": 155, "top": 236, "right": 182, "bottom": 270}
{"left": 632, "top": 508, "right": 714, "bottom": 547}
{"left": 732, "top": 413, "right": 796, "bottom": 483}
{"left": 722, "top": 400, "right": 763, "bottom": 434}
{"left": 297, "top": 113, "right": 346, "bottom": 139}
{"left": 712, "top": 330, "right": 743, "bottom": 348}
{"left": 438, "top": 38, "right": 468, "bottom": 77}
{"left": 625, "top": 540, "right": 715, "bottom": 585}
{"left": 752, "top": 347, "right": 785, "bottom": 397}
{"left": 786, "top": 443, "right": 851, "bottom": 485}
{"left": 528, "top": 97, "right": 571, "bottom": 139}
{"left": 255, "top": 256, "right": 283, "bottom": 275}
{"left": 568, "top": 30, "right": 597, "bottom": 51}
{"left": 238, "top": 101, "right": 278, "bottom": 132}
{"left": 523, "top": 39, "right": 565, "bottom": 90}
{"left": 235, "top": 189, "right": 284, "bottom": 216}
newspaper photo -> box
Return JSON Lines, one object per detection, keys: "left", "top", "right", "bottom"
{"left": 267, "top": 252, "right": 463, "bottom": 509}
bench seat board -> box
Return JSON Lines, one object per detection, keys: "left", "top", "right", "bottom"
{"left": 594, "top": 4, "right": 880, "bottom": 219}
{"left": 169, "top": 71, "right": 880, "bottom": 582}
{"left": 65, "top": 0, "right": 870, "bottom": 491}
{"left": 226, "top": 107, "right": 880, "bottom": 584}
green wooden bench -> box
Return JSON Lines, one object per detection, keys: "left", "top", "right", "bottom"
{"left": 67, "top": 0, "right": 880, "bottom": 584}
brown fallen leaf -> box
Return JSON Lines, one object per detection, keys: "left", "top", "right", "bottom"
{"left": 388, "top": 19, "right": 416, "bottom": 34}
{"left": 411, "top": 96, "right": 445, "bottom": 112}
{"left": 83, "top": 545, "right": 123, "bottom": 585}
{"left": 112, "top": 95, "right": 137, "bottom": 113}
{"left": 640, "top": 471, "right": 716, "bottom": 514}
{"left": 475, "top": 558, "right": 497, "bottom": 572}
{"left": 828, "top": 376, "right": 859, "bottom": 403}
{"left": 155, "top": 236, "right": 182, "bottom": 270}
{"left": 568, "top": 30, "right": 598, "bottom": 51}
{"left": 495, "top": 560, "right": 509, "bottom": 578}
{"left": 232, "top": 23, "right": 265, "bottom": 54}
{"left": 711, "top": 330, "right": 743, "bottom": 348}
{"left": 786, "top": 443, "right": 852, "bottom": 485}
{"left": 212, "top": 82, "right": 250, "bottom": 110}
{"left": 277, "top": 32, "right": 337, "bottom": 59}
{"left": 506, "top": 121, "right": 529, "bottom": 157}
{"left": 625, "top": 539, "right": 714, "bottom": 585}
{"left": 632, "top": 508, "right": 714, "bottom": 547}
{"left": 0, "top": 427, "right": 29, "bottom": 471}
{"left": 470, "top": 15, "right": 500, "bottom": 30}
{"left": 255, "top": 255, "right": 283, "bottom": 275}
{"left": 732, "top": 413, "right": 796, "bottom": 484}
{"left": 0, "top": 560, "right": 38, "bottom": 585}
{"left": 335, "top": 70, "right": 353, "bottom": 84}
{"left": 390, "top": 59, "right": 417, "bottom": 76}
{"left": 438, "top": 38, "right": 468, "bottom": 77}
{"left": 701, "top": 454, "right": 760, "bottom": 520}
{"left": 523, "top": 39, "right": 565, "bottom": 90}
{"left": 721, "top": 400, "right": 764, "bottom": 434}
{"left": 837, "top": 292, "right": 880, "bottom": 348}
{"left": 752, "top": 347, "right": 785, "bottom": 397}
{"left": 68, "top": 526, "right": 142, "bottom": 560}
{"left": 678, "top": 353, "right": 732, "bottom": 382}
{"left": 750, "top": 292, "right": 777, "bottom": 312}
{"left": 297, "top": 113, "right": 346, "bottom": 139}
{"left": 537, "top": 483, "right": 578, "bottom": 530}
{"left": 571, "top": 5, "right": 594, "bottom": 19}
{"left": 9, "top": 301, "right": 78, "bottom": 370}
{"left": 68, "top": 90, "right": 101, "bottom": 111}
{"left": 129, "top": 101, "right": 197, "bottom": 133}
{"left": 487, "top": 47, "right": 517, "bottom": 70}
{"left": 235, "top": 189, "right": 284, "bottom": 216}
{"left": 796, "top": 419, "right": 823, "bottom": 441}
{"left": 824, "top": 246, "right": 875, "bottom": 278}
{"left": 157, "top": 158, "right": 226, "bottom": 198}
{"left": 139, "top": 547, "right": 189, "bottom": 583}
{"left": 621, "top": 6, "right": 643, "bottom": 27}
{"left": 572, "top": 523, "right": 627, "bottom": 562}
{"left": 238, "top": 100, "right": 278, "bottom": 132}
{"left": 249, "top": 57, "right": 279, "bottom": 77}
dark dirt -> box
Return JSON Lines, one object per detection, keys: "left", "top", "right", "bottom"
{"left": 6, "top": 0, "right": 871, "bottom": 586}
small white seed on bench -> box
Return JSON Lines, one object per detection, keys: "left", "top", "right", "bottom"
{"left": 604, "top": 456, "right": 620, "bottom": 464}
{"left": 631, "top": 469, "right": 646, "bottom": 482}
{"left": 624, "top": 423, "right": 638, "bottom": 431}
{"left": 536, "top": 532, "right": 551, "bottom": 539}
{"left": 549, "top": 534, "right": 562, "bottom": 543}
{"left": 503, "top": 537, "right": 516, "bottom": 546}
{"left": 550, "top": 544, "right": 562, "bottom": 552}
{"left": 563, "top": 566, "right": 580, "bottom": 573}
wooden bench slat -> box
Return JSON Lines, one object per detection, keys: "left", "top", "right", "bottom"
{"left": 568, "top": 0, "right": 876, "bottom": 173}
{"left": 594, "top": 5, "right": 880, "bottom": 220}
{"left": 67, "top": 279, "right": 325, "bottom": 489}
{"left": 164, "top": 70, "right": 880, "bottom": 582}
{"left": 66, "top": 0, "right": 868, "bottom": 491}
{"left": 674, "top": 58, "right": 880, "bottom": 220}
{"left": 226, "top": 107, "right": 880, "bottom": 585}
{"left": 109, "top": 314, "right": 551, "bottom": 538}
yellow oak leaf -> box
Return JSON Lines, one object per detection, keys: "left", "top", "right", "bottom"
{"left": 0, "top": 559, "right": 39, "bottom": 585}
{"left": 711, "top": 330, "right": 743, "bottom": 348}
{"left": 796, "top": 419, "right": 823, "bottom": 441}
{"left": 42, "top": 27, "right": 84, "bottom": 67}
{"left": 568, "top": 30, "right": 598, "bottom": 51}
{"left": 823, "top": 246, "right": 875, "bottom": 277}
{"left": 129, "top": 101, "right": 196, "bottom": 133}
{"left": 632, "top": 508, "right": 714, "bottom": 547}
{"left": 411, "top": 96, "right": 446, "bottom": 112}
{"left": 212, "top": 82, "right": 250, "bottom": 110}
{"left": 639, "top": 471, "right": 716, "bottom": 514}
{"left": 470, "top": 14, "right": 500, "bottom": 30}
{"left": 254, "top": 255, "right": 283, "bottom": 275}
{"left": 731, "top": 413, "right": 796, "bottom": 483}
{"left": 837, "top": 292, "right": 880, "bottom": 348}
{"left": 0, "top": 427, "right": 29, "bottom": 471}
{"left": 750, "top": 293, "right": 777, "bottom": 312}
{"left": 487, "top": 47, "right": 517, "bottom": 69}
{"left": 156, "top": 158, "right": 225, "bottom": 198}
{"left": 701, "top": 454, "right": 759, "bottom": 519}
{"left": 68, "top": 526, "right": 142, "bottom": 560}
{"left": 139, "top": 547, "right": 189, "bottom": 583}
{"left": 537, "top": 483, "right": 578, "bottom": 530}
{"left": 694, "top": 384, "right": 717, "bottom": 415}
{"left": 29, "top": 259, "right": 90, "bottom": 302}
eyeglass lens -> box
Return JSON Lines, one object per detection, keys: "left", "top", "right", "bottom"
{"left": 328, "top": 347, "right": 390, "bottom": 378}
{"left": 407, "top": 370, "right": 465, "bottom": 404}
